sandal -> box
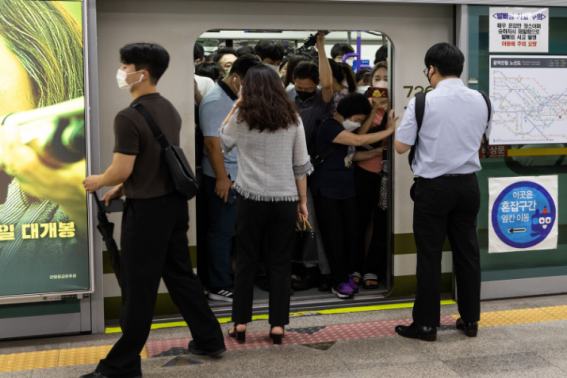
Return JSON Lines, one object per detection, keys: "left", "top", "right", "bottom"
{"left": 362, "top": 274, "right": 379, "bottom": 290}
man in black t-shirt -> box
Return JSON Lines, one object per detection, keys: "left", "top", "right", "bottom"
{"left": 82, "top": 43, "right": 225, "bottom": 378}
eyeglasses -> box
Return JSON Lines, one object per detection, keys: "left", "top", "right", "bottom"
{"left": 423, "top": 67, "right": 430, "bottom": 79}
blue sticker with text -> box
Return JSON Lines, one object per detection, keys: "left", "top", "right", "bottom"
{"left": 492, "top": 181, "right": 556, "bottom": 249}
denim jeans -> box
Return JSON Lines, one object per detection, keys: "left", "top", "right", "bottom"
{"left": 203, "top": 174, "right": 237, "bottom": 289}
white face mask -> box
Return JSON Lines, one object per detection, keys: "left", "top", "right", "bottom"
{"left": 343, "top": 119, "right": 361, "bottom": 132}
{"left": 373, "top": 79, "right": 388, "bottom": 88}
{"left": 357, "top": 85, "right": 370, "bottom": 94}
{"left": 341, "top": 79, "right": 349, "bottom": 88}
{"left": 233, "top": 76, "right": 242, "bottom": 97}
{"left": 266, "top": 64, "right": 280, "bottom": 73}
{"left": 116, "top": 69, "right": 144, "bottom": 91}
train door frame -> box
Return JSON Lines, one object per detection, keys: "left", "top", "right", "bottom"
{"left": 93, "top": 0, "right": 456, "bottom": 325}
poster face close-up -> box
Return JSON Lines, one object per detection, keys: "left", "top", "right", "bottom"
{"left": 0, "top": 0, "right": 89, "bottom": 297}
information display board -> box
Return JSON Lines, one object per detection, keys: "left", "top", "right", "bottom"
{"left": 0, "top": 0, "right": 90, "bottom": 298}
{"left": 489, "top": 176, "right": 558, "bottom": 253}
{"left": 488, "top": 56, "right": 567, "bottom": 145}
{"left": 489, "top": 7, "right": 549, "bottom": 53}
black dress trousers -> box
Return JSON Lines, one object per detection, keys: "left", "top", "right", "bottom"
{"left": 97, "top": 192, "right": 224, "bottom": 378}
{"left": 232, "top": 195, "right": 297, "bottom": 326}
{"left": 412, "top": 174, "right": 482, "bottom": 327}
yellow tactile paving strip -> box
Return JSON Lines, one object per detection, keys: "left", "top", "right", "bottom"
{"left": 0, "top": 347, "right": 147, "bottom": 373}
{"left": 3, "top": 305, "right": 567, "bottom": 373}
{"left": 449, "top": 306, "right": 567, "bottom": 327}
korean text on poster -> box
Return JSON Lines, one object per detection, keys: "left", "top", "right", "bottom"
{"left": 488, "top": 176, "right": 558, "bottom": 253}
{"left": 489, "top": 8, "right": 549, "bottom": 53}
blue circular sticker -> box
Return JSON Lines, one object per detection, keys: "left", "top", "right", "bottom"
{"left": 492, "top": 181, "right": 556, "bottom": 249}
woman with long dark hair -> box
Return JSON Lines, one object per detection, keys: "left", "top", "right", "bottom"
{"left": 220, "top": 64, "right": 312, "bottom": 344}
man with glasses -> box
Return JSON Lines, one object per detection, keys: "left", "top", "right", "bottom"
{"left": 393, "top": 43, "right": 492, "bottom": 342}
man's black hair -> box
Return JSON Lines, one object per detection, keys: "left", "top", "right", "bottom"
{"left": 230, "top": 54, "right": 261, "bottom": 77}
{"left": 254, "top": 40, "right": 284, "bottom": 62}
{"left": 374, "top": 45, "right": 388, "bottom": 65}
{"left": 212, "top": 47, "right": 237, "bottom": 63}
{"left": 196, "top": 62, "right": 224, "bottom": 82}
{"left": 236, "top": 46, "right": 255, "bottom": 57}
{"left": 330, "top": 43, "right": 354, "bottom": 59}
{"left": 120, "top": 42, "right": 169, "bottom": 84}
{"left": 337, "top": 93, "right": 372, "bottom": 119}
{"left": 293, "top": 61, "right": 319, "bottom": 84}
{"left": 193, "top": 42, "right": 205, "bottom": 62}
{"left": 424, "top": 42, "right": 465, "bottom": 77}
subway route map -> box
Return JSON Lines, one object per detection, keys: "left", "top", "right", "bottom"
{"left": 489, "top": 56, "right": 567, "bottom": 145}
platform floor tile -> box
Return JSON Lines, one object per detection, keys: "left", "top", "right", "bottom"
{"left": 145, "top": 316, "right": 457, "bottom": 358}
{"left": 0, "top": 350, "right": 59, "bottom": 372}
{"left": 540, "top": 305, "right": 567, "bottom": 320}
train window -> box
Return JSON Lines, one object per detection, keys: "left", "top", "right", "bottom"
{"left": 193, "top": 30, "right": 394, "bottom": 312}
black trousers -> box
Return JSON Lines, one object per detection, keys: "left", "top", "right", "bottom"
{"left": 232, "top": 196, "right": 296, "bottom": 326}
{"left": 97, "top": 192, "right": 224, "bottom": 378}
{"left": 412, "top": 174, "right": 481, "bottom": 327}
{"left": 354, "top": 165, "right": 388, "bottom": 280}
{"left": 313, "top": 195, "right": 357, "bottom": 286}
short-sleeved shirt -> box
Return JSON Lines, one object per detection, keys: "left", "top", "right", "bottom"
{"left": 195, "top": 74, "right": 214, "bottom": 97}
{"left": 294, "top": 90, "right": 333, "bottom": 152}
{"left": 396, "top": 79, "right": 491, "bottom": 179}
{"left": 310, "top": 118, "right": 356, "bottom": 199}
{"left": 286, "top": 84, "right": 296, "bottom": 101}
{"left": 113, "top": 93, "right": 180, "bottom": 199}
{"left": 199, "top": 80, "right": 239, "bottom": 180}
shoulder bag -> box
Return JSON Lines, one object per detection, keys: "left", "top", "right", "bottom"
{"left": 132, "top": 102, "right": 199, "bottom": 200}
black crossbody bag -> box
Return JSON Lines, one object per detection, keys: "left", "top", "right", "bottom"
{"left": 132, "top": 103, "right": 199, "bottom": 200}
{"left": 408, "top": 91, "right": 492, "bottom": 201}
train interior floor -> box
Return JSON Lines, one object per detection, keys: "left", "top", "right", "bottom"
{"left": 207, "top": 281, "right": 388, "bottom": 309}
{"left": 2, "top": 294, "right": 567, "bottom": 377}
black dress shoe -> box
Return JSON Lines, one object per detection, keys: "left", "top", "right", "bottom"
{"left": 292, "top": 274, "right": 318, "bottom": 291}
{"left": 395, "top": 323, "right": 437, "bottom": 342}
{"left": 80, "top": 373, "right": 142, "bottom": 378}
{"left": 188, "top": 340, "right": 226, "bottom": 356}
{"left": 456, "top": 318, "right": 478, "bottom": 337}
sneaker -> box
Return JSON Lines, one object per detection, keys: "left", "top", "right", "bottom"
{"left": 348, "top": 275, "right": 360, "bottom": 294}
{"left": 208, "top": 287, "right": 234, "bottom": 302}
{"left": 332, "top": 282, "right": 354, "bottom": 299}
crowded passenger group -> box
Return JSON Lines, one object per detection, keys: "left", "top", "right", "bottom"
{"left": 193, "top": 32, "right": 395, "bottom": 340}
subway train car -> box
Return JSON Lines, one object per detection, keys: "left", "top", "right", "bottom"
{"left": 0, "top": 0, "right": 565, "bottom": 339}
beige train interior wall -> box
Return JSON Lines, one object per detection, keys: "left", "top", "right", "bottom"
{"left": 96, "top": 0, "right": 454, "bottom": 245}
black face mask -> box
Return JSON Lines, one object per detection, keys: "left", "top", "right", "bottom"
{"left": 296, "top": 90, "right": 316, "bottom": 102}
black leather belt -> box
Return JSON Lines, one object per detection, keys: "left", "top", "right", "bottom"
{"left": 442, "top": 173, "right": 475, "bottom": 177}
{"left": 415, "top": 173, "right": 475, "bottom": 180}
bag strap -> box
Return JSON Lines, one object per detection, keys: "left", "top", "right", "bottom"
{"left": 313, "top": 143, "right": 341, "bottom": 168}
{"left": 132, "top": 102, "right": 170, "bottom": 150}
{"left": 408, "top": 93, "right": 427, "bottom": 170}
{"left": 478, "top": 90, "right": 492, "bottom": 158}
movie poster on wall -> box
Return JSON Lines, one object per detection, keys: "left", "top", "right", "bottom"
{"left": 0, "top": 0, "right": 90, "bottom": 297}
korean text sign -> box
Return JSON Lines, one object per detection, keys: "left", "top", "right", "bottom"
{"left": 489, "top": 8, "right": 549, "bottom": 53}
{"left": 489, "top": 176, "right": 558, "bottom": 253}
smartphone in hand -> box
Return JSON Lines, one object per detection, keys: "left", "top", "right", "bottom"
{"left": 366, "top": 87, "right": 389, "bottom": 99}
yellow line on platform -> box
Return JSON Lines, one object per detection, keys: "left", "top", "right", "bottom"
{"left": 105, "top": 300, "right": 457, "bottom": 334}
